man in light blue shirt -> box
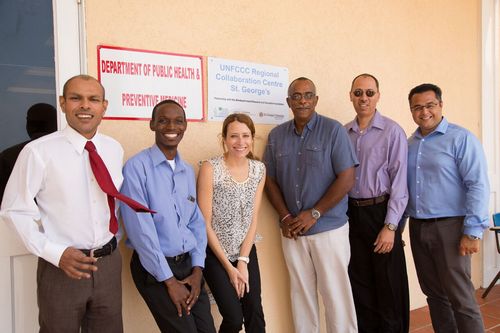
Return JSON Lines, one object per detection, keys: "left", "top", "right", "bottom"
{"left": 120, "top": 100, "right": 215, "bottom": 333}
{"left": 406, "top": 83, "right": 489, "bottom": 333}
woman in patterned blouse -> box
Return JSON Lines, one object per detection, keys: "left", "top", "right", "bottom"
{"left": 197, "top": 113, "right": 266, "bottom": 333}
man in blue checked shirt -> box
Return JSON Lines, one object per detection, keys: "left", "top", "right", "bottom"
{"left": 406, "top": 83, "right": 489, "bottom": 333}
{"left": 120, "top": 100, "right": 215, "bottom": 333}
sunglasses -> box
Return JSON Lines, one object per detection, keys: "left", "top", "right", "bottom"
{"left": 352, "top": 89, "right": 377, "bottom": 97}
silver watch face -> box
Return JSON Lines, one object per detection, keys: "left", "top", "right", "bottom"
{"left": 467, "top": 235, "right": 480, "bottom": 240}
{"left": 312, "top": 209, "right": 321, "bottom": 219}
{"left": 386, "top": 223, "right": 397, "bottom": 231}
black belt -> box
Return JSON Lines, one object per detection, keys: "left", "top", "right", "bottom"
{"left": 348, "top": 194, "right": 389, "bottom": 207}
{"left": 410, "top": 216, "right": 464, "bottom": 223}
{"left": 166, "top": 252, "right": 189, "bottom": 264}
{"left": 80, "top": 237, "right": 117, "bottom": 258}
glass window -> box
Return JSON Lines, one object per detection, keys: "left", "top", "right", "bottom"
{"left": 0, "top": 0, "right": 56, "bottom": 151}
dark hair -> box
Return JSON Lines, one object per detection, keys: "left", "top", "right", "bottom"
{"left": 62, "top": 74, "right": 105, "bottom": 99}
{"left": 288, "top": 77, "right": 316, "bottom": 96}
{"left": 221, "top": 113, "right": 258, "bottom": 160}
{"left": 351, "top": 73, "right": 379, "bottom": 90}
{"left": 408, "top": 83, "right": 442, "bottom": 103}
{"left": 151, "top": 99, "right": 186, "bottom": 120}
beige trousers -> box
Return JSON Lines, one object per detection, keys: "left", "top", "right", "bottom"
{"left": 281, "top": 223, "right": 357, "bottom": 333}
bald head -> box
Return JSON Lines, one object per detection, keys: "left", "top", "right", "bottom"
{"left": 350, "top": 73, "right": 379, "bottom": 91}
{"left": 62, "top": 75, "right": 105, "bottom": 99}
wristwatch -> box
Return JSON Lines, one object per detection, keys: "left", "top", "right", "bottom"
{"left": 385, "top": 223, "right": 397, "bottom": 231}
{"left": 311, "top": 208, "right": 321, "bottom": 220}
{"left": 466, "top": 234, "right": 481, "bottom": 241}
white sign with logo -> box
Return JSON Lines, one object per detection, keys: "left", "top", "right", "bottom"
{"left": 207, "top": 57, "right": 289, "bottom": 124}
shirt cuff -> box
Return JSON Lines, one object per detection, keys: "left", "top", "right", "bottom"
{"left": 155, "top": 258, "right": 174, "bottom": 282}
{"left": 42, "top": 242, "right": 69, "bottom": 267}
{"left": 158, "top": 271, "right": 174, "bottom": 282}
{"left": 384, "top": 211, "right": 401, "bottom": 227}
{"left": 190, "top": 253, "right": 205, "bottom": 269}
{"left": 462, "top": 226, "right": 484, "bottom": 239}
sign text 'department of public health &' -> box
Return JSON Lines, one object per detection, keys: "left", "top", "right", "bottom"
{"left": 98, "top": 45, "right": 204, "bottom": 121}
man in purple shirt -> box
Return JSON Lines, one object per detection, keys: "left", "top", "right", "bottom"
{"left": 345, "top": 74, "right": 410, "bottom": 333}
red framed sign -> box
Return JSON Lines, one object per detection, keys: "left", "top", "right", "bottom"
{"left": 98, "top": 45, "right": 204, "bottom": 121}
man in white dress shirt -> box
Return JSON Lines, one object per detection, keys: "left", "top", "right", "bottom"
{"left": 1, "top": 75, "right": 124, "bottom": 332}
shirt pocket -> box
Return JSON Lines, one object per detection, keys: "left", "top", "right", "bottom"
{"left": 305, "top": 145, "right": 323, "bottom": 166}
{"left": 276, "top": 149, "right": 291, "bottom": 172}
{"left": 183, "top": 195, "right": 196, "bottom": 220}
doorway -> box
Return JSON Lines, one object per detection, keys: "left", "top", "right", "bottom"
{"left": 0, "top": 0, "right": 82, "bottom": 332}
{"left": 482, "top": 0, "right": 500, "bottom": 290}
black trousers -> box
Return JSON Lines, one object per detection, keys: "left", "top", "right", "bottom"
{"left": 130, "top": 251, "right": 216, "bottom": 333}
{"left": 204, "top": 245, "right": 266, "bottom": 333}
{"left": 348, "top": 201, "right": 410, "bottom": 333}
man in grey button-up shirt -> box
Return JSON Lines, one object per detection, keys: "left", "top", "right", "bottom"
{"left": 263, "top": 77, "right": 358, "bottom": 333}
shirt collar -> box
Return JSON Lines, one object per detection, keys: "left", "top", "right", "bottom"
{"left": 370, "top": 111, "right": 385, "bottom": 130}
{"left": 291, "top": 111, "right": 318, "bottom": 134}
{"left": 63, "top": 126, "right": 101, "bottom": 155}
{"left": 150, "top": 144, "right": 185, "bottom": 172}
{"left": 305, "top": 111, "right": 318, "bottom": 130}
{"left": 434, "top": 116, "right": 448, "bottom": 133}
{"left": 413, "top": 117, "right": 448, "bottom": 139}
{"left": 347, "top": 110, "right": 384, "bottom": 133}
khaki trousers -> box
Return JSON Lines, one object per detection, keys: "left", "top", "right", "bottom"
{"left": 281, "top": 223, "right": 357, "bottom": 333}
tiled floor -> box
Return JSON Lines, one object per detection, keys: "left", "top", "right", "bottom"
{"left": 410, "top": 285, "right": 500, "bottom": 332}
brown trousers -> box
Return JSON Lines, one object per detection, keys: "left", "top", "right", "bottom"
{"left": 37, "top": 249, "right": 123, "bottom": 333}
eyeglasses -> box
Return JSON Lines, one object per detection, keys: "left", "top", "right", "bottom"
{"left": 289, "top": 92, "right": 316, "bottom": 101}
{"left": 352, "top": 89, "right": 377, "bottom": 97}
{"left": 410, "top": 102, "right": 439, "bottom": 113}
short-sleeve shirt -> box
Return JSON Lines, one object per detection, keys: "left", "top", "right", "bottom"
{"left": 263, "top": 112, "right": 358, "bottom": 235}
{"left": 208, "top": 156, "right": 265, "bottom": 261}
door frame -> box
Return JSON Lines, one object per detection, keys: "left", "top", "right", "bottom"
{"left": 482, "top": 0, "right": 500, "bottom": 288}
{"left": 53, "top": 0, "right": 87, "bottom": 127}
{"left": 0, "top": 1, "right": 84, "bottom": 331}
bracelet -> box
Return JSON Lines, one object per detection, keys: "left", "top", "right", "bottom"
{"left": 280, "top": 213, "right": 291, "bottom": 223}
{"left": 237, "top": 256, "right": 250, "bottom": 264}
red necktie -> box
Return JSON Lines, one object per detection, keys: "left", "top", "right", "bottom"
{"left": 85, "top": 141, "right": 155, "bottom": 234}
